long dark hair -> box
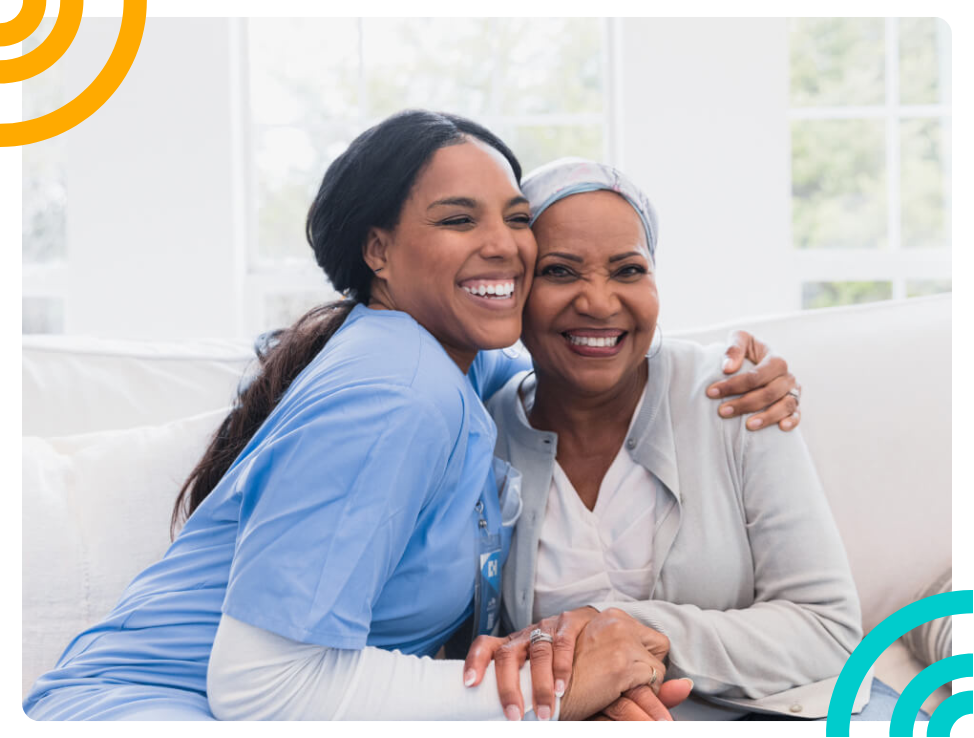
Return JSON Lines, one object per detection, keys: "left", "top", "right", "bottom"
{"left": 170, "top": 110, "right": 522, "bottom": 538}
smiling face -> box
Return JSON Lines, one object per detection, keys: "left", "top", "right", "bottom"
{"left": 368, "top": 138, "right": 537, "bottom": 369}
{"left": 522, "top": 190, "right": 658, "bottom": 396}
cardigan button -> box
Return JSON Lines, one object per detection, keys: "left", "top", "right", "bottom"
{"left": 626, "top": 438, "right": 636, "bottom": 450}
{"left": 789, "top": 704, "right": 803, "bottom": 713}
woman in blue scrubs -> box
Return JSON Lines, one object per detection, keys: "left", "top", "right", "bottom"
{"left": 23, "top": 111, "right": 797, "bottom": 721}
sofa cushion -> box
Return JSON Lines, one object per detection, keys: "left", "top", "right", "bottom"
{"left": 672, "top": 295, "right": 951, "bottom": 634}
{"left": 22, "top": 408, "right": 228, "bottom": 698}
{"left": 22, "top": 335, "right": 253, "bottom": 436}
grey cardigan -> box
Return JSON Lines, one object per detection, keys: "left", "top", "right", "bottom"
{"left": 488, "top": 339, "right": 871, "bottom": 719}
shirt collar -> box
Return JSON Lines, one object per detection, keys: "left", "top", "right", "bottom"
{"left": 501, "top": 352, "right": 682, "bottom": 504}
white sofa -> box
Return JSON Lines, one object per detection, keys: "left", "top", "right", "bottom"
{"left": 22, "top": 295, "right": 953, "bottom": 713}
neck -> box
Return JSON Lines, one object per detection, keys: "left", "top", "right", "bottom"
{"left": 367, "top": 286, "right": 476, "bottom": 373}
{"left": 530, "top": 361, "right": 649, "bottom": 440}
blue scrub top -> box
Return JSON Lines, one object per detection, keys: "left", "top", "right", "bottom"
{"left": 24, "top": 304, "right": 531, "bottom": 717}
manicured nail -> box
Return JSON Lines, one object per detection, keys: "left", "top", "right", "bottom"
{"left": 537, "top": 705, "right": 551, "bottom": 721}
{"left": 464, "top": 669, "right": 476, "bottom": 687}
{"left": 748, "top": 417, "right": 763, "bottom": 429}
{"left": 554, "top": 679, "right": 566, "bottom": 697}
{"left": 681, "top": 678, "right": 694, "bottom": 690}
{"left": 505, "top": 705, "right": 522, "bottom": 721}
{"left": 719, "top": 405, "right": 734, "bottom": 417}
{"left": 707, "top": 387, "right": 721, "bottom": 398}
{"left": 722, "top": 357, "right": 733, "bottom": 371}
{"left": 781, "top": 420, "right": 793, "bottom": 430}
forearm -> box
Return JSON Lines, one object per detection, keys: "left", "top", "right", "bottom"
{"left": 589, "top": 596, "right": 860, "bottom": 699}
{"left": 208, "top": 614, "right": 552, "bottom": 720}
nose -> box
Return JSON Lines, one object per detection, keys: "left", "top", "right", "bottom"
{"left": 573, "top": 277, "right": 621, "bottom": 320}
{"left": 478, "top": 216, "right": 520, "bottom": 260}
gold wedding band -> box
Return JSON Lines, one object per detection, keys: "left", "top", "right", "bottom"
{"left": 649, "top": 667, "right": 658, "bottom": 686}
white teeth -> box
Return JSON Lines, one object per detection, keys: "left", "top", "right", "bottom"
{"left": 462, "top": 281, "right": 515, "bottom": 299}
{"left": 567, "top": 334, "right": 621, "bottom": 347}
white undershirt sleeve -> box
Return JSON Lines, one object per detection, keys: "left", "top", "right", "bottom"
{"left": 207, "top": 614, "right": 558, "bottom": 721}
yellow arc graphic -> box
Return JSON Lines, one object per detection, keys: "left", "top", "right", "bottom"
{"left": 0, "top": 0, "right": 147, "bottom": 147}
{"left": 0, "top": 0, "right": 45, "bottom": 46}
{"left": 0, "top": 1, "right": 83, "bottom": 84}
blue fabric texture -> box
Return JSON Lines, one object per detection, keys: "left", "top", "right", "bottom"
{"left": 24, "top": 304, "right": 527, "bottom": 720}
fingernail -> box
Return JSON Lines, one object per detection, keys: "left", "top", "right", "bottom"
{"left": 505, "top": 705, "right": 521, "bottom": 721}
{"left": 707, "top": 387, "right": 720, "bottom": 398}
{"left": 554, "top": 679, "right": 566, "bottom": 697}
{"left": 681, "top": 678, "right": 695, "bottom": 690}
{"left": 463, "top": 669, "right": 476, "bottom": 687}
{"left": 722, "top": 357, "right": 733, "bottom": 371}
{"left": 781, "top": 420, "right": 793, "bottom": 430}
{"left": 719, "top": 405, "right": 734, "bottom": 417}
{"left": 537, "top": 705, "right": 551, "bottom": 721}
{"left": 748, "top": 417, "right": 763, "bottom": 429}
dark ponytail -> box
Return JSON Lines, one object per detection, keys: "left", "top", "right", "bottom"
{"left": 170, "top": 110, "right": 522, "bottom": 538}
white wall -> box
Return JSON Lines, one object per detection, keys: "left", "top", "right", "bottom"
{"left": 31, "top": 17, "right": 802, "bottom": 339}
{"left": 52, "top": 19, "right": 245, "bottom": 339}
{"left": 614, "top": 18, "right": 795, "bottom": 332}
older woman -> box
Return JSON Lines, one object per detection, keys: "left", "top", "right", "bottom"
{"left": 466, "top": 159, "right": 909, "bottom": 722}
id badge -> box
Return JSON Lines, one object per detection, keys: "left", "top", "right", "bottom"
{"left": 473, "top": 528, "right": 502, "bottom": 638}
{"left": 471, "top": 457, "right": 523, "bottom": 639}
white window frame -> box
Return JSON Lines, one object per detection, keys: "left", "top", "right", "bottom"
{"left": 786, "top": 17, "right": 952, "bottom": 306}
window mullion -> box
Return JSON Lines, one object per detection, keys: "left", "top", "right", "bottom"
{"left": 885, "top": 17, "right": 901, "bottom": 254}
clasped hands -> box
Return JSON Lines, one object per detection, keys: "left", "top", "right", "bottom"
{"left": 463, "top": 607, "right": 692, "bottom": 721}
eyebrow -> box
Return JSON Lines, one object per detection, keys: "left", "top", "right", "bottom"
{"left": 540, "top": 250, "right": 647, "bottom": 264}
{"left": 539, "top": 252, "right": 584, "bottom": 263}
{"left": 427, "top": 195, "right": 530, "bottom": 210}
{"left": 608, "top": 251, "right": 646, "bottom": 262}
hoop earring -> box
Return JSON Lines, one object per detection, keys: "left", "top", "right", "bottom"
{"left": 646, "top": 324, "right": 663, "bottom": 360}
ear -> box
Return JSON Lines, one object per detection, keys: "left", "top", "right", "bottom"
{"left": 363, "top": 227, "right": 392, "bottom": 276}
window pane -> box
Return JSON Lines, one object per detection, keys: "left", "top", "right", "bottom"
{"left": 22, "top": 18, "right": 66, "bottom": 264}
{"left": 23, "top": 297, "right": 64, "bottom": 334}
{"left": 802, "top": 281, "right": 892, "bottom": 309}
{"left": 899, "top": 18, "right": 951, "bottom": 105}
{"left": 248, "top": 19, "right": 360, "bottom": 127}
{"left": 363, "top": 18, "right": 493, "bottom": 119}
{"left": 23, "top": 139, "right": 67, "bottom": 263}
{"left": 250, "top": 18, "right": 606, "bottom": 268}
{"left": 494, "top": 18, "right": 603, "bottom": 116}
{"left": 901, "top": 118, "right": 950, "bottom": 249}
{"left": 502, "top": 125, "right": 603, "bottom": 175}
{"left": 791, "top": 119, "right": 886, "bottom": 249}
{"left": 789, "top": 18, "right": 885, "bottom": 106}
{"left": 255, "top": 124, "right": 355, "bottom": 262}
{"left": 906, "top": 279, "right": 951, "bottom": 298}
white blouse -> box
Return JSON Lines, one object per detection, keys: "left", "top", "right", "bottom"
{"left": 525, "top": 384, "right": 661, "bottom": 622}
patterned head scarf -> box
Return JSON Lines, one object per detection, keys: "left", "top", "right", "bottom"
{"left": 520, "top": 157, "right": 659, "bottom": 264}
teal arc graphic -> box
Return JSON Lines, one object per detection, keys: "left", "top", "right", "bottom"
{"left": 826, "top": 589, "right": 973, "bottom": 737}
{"left": 890, "top": 654, "right": 972, "bottom": 736}
{"left": 927, "top": 691, "right": 973, "bottom": 737}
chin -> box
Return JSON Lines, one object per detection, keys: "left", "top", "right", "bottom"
{"left": 563, "top": 368, "right": 628, "bottom": 396}
{"left": 475, "top": 321, "right": 522, "bottom": 350}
